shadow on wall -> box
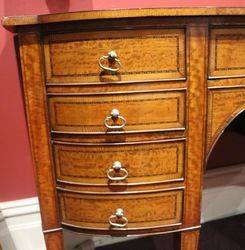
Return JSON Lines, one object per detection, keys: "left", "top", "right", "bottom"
{"left": 0, "top": 0, "right": 94, "bottom": 201}
{"left": 0, "top": 2, "right": 36, "bottom": 201}
{"left": 45, "top": 0, "right": 70, "bottom": 13}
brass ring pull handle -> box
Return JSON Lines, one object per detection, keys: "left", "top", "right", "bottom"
{"left": 104, "top": 109, "right": 126, "bottom": 130}
{"left": 109, "top": 208, "right": 128, "bottom": 228}
{"left": 99, "top": 51, "right": 121, "bottom": 73}
{"left": 107, "top": 161, "right": 128, "bottom": 181}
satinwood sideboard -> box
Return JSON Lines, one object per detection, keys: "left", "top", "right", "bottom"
{"left": 3, "top": 7, "right": 245, "bottom": 250}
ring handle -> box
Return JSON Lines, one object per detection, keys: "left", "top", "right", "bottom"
{"left": 109, "top": 208, "right": 128, "bottom": 228}
{"left": 107, "top": 161, "right": 128, "bottom": 181}
{"left": 104, "top": 109, "right": 126, "bottom": 130}
{"left": 99, "top": 51, "right": 121, "bottom": 73}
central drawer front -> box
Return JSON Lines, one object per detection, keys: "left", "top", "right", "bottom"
{"left": 44, "top": 28, "right": 186, "bottom": 84}
{"left": 59, "top": 189, "right": 183, "bottom": 231}
{"left": 48, "top": 91, "right": 186, "bottom": 134}
{"left": 209, "top": 27, "right": 245, "bottom": 79}
{"left": 53, "top": 140, "right": 185, "bottom": 185}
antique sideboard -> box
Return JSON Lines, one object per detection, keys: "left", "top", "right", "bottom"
{"left": 3, "top": 7, "right": 245, "bottom": 250}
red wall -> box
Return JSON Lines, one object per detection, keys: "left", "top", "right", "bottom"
{"left": 1, "top": 1, "right": 245, "bottom": 202}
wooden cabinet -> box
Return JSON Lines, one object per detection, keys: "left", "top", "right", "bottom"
{"left": 3, "top": 7, "right": 245, "bottom": 250}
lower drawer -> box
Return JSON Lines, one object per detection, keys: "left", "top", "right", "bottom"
{"left": 53, "top": 139, "right": 185, "bottom": 186}
{"left": 58, "top": 188, "right": 184, "bottom": 232}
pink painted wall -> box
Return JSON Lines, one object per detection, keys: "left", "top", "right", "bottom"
{"left": 1, "top": 1, "right": 245, "bottom": 202}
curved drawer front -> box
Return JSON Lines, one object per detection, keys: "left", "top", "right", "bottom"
{"left": 53, "top": 140, "right": 185, "bottom": 185}
{"left": 59, "top": 189, "right": 183, "bottom": 231}
{"left": 48, "top": 91, "right": 186, "bottom": 134}
{"left": 44, "top": 28, "right": 186, "bottom": 84}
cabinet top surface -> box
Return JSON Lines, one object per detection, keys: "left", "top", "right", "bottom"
{"left": 2, "top": 7, "right": 245, "bottom": 30}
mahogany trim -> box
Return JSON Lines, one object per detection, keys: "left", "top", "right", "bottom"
{"left": 3, "top": 7, "right": 245, "bottom": 29}
{"left": 62, "top": 224, "right": 201, "bottom": 236}
{"left": 47, "top": 87, "right": 187, "bottom": 96}
{"left": 46, "top": 78, "right": 187, "bottom": 86}
{"left": 61, "top": 222, "right": 183, "bottom": 232}
{"left": 51, "top": 127, "right": 186, "bottom": 135}
{"left": 52, "top": 137, "right": 186, "bottom": 146}
{"left": 208, "top": 74, "right": 245, "bottom": 80}
{"left": 56, "top": 186, "right": 185, "bottom": 195}
{"left": 56, "top": 177, "right": 185, "bottom": 187}
{"left": 43, "top": 228, "right": 63, "bottom": 234}
{"left": 208, "top": 84, "right": 245, "bottom": 90}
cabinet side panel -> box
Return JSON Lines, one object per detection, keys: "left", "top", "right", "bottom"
{"left": 184, "top": 23, "right": 207, "bottom": 227}
{"left": 18, "top": 32, "right": 60, "bottom": 230}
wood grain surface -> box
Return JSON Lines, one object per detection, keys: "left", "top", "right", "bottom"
{"left": 3, "top": 7, "right": 245, "bottom": 29}
{"left": 48, "top": 90, "right": 186, "bottom": 134}
{"left": 207, "top": 88, "right": 245, "bottom": 151}
{"left": 8, "top": 8, "right": 245, "bottom": 250}
{"left": 58, "top": 189, "right": 184, "bottom": 231}
{"left": 44, "top": 29, "right": 186, "bottom": 84}
{"left": 53, "top": 139, "right": 185, "bottom": 186}
{"left": 209, "top": 27, "right": 245, "bottom": 79}
{"left": 18, "top": 33, "right": 64, "bottom": 248}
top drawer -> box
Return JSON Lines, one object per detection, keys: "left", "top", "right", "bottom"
{"left": 44, "top": 28, "right": 186, "bottom": 84}
{"left": 209, "top": 27, "right": 245, "bottom": 79}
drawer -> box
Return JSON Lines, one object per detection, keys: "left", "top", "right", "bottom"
{"left": 58, "top": 189, "right": 184, "bottom": 231}
{"left": 48, "top": 90, "right": 186, "bottom": 134}
{"left": 44, "top": 28, "right": 186, "bottom": 84}
{"left": 209, "top": 27, "right": 245, "bottom": 79}
{"left": 53, "top": 139, "right": 185, "bottom": 186}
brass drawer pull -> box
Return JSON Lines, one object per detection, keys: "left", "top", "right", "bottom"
{"left": 107, "top": 161, "right": 128, "bottom": 181}
{"left": 109, "top": 208, "right": 128, "bottom": 228}
{"left": 104, "top": 109, "right": 126, "bottom": 130}
{"left": 99, "top": 51, "right": 121, "bottom": 73}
